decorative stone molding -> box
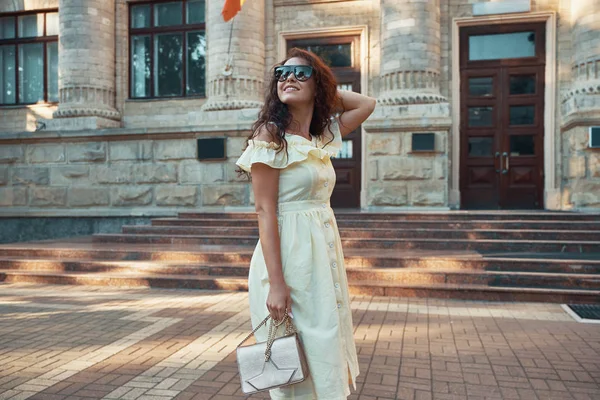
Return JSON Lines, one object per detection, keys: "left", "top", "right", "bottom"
{"left": 376, "top": 70, "right": 446, "bottom": 105}
{"left": 54, "top": 108, "right": 121, "bottom": 120}
{"left": 379, "top": 70, "right": 441, "bottom": 93}
{"left": 572, "top": 57, "right": 600, "bottom": 82}
{"left": 202, "top": 77, "right": 264, "bottom": 111}
{"left": 377, "top": 93, "right": 447, "bottom": 106}
{"left": 53, "top": 86, "right": 120, "bottom": 120}
{"left": 563, "top": 57, "right": 600, "bottom": 101}
{"left": 377, "top": 0, "right": 443, "bottom": 106}
{"left": 53, "top": 0, "right": 119, "bottom": 124}
{"left": 203, "top": 0, "right": 265, "bottom": 112}
{"left": 562, "top": 81, "right": 600, "bottom": 102}
{"left": 202, "top": 100, "right": 264, "bottom": 111}
{"left": 59, "top": 86, "right": 115, "bottom": 107}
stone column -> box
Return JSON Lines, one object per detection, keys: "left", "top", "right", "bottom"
{"left": 377, "top": 0, "right": 445, "bottom": 105}
{"left": 561, "top": 0, "right": 600, "bottom": 210}
{"left": 364, "top": 0, "right": 450, "bottom": 210}
{"left": 51, "top": 0, "right": 120, "bottom": 129}
{"left": 567, "top": 0, "right": 600, "bottom": 100}
{"left": 202, "top": 0, "right": 265, "bottom": 111}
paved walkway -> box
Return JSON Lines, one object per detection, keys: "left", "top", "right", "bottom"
{"left": 0, "top": 284, "right": 598, "bottom": 400}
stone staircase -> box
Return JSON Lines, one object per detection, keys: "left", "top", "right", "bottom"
{"left": 1, "top": 211, "right": 600, "bottom": 303}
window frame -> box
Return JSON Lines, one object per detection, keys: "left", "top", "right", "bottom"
{"left": 0, "top": 9, "right": 59, "bottom": 106}
{"left": 460, "top": 23, "right": 546, "bottom": 69}
{"left": 128, "top": 0, "right": 207, "bottom": 100}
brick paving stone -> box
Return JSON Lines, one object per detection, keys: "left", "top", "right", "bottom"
{"left": 0, "top": 284, "right": 599, "bottom": 399}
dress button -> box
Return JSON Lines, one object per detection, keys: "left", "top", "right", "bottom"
{"left": 332, "top": 262, "right": 337, "bottom": 268}
{"left": 324, "top": 222, "right": 331, "bottom": 228}
{"left": 337, "top": 303, "right": 342, "bottom": 309}
{"left": 322, "top": 203, "right": 327, "bottom": 208}
{"left": 329, "top": 242, "right": 334, "bottom": 248}
{"left": 324, "top": 181, "right": 329, "bottom": 187}
{"left": 335, "top": 283, "right": 340, "bottom": 289}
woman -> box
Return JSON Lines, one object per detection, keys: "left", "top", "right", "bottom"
{"left": 236, "top": 48, "right": 376, "bottom": 399}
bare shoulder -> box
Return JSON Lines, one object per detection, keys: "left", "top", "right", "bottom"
{"left": 252, "top": 123, "right": 282, "bottom": 145}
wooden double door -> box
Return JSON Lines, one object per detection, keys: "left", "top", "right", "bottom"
{"left": 287, "top": 36, "right": 362, "bottom": 208}
{"left": 460, "top": 23, "right": 546, "bottom": 209}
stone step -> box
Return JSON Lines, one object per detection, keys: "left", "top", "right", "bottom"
{"left": 0, "top": 254, "right": 599, "bottom": 274}
{"left": 346, "top": 269, "right": 600, "bottom": 290}
{"left": 0, "top": 243, "right": 255, "bottom": 262}
{"left": 122, "top": 225, "right": 600, "bottom": 241}
{"left": 0, "top": 270, "right": 248, "bottom": 291}
{"left": 152, "top": 218, "right": 600, "bottom": 230}
{"left": 347, "top": 282, "right": 600, "bottom": 303}
{"left": 91, "top": 233, "right": 600, "bottom": 253}
{"left": 1, "top": 258, "right": 597, "bottom": 290}
{"left": 177, "top": 211, "right": 600, "bottom": 221}
{"left": 1, "top": 270, "right": 598, "bottom": 303}
{"left": 0, "top": 258, "right": 250, "bottom": 276}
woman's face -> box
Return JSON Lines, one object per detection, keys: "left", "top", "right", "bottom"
{"left": 276, "top": 57, "right": 316, "bottom": 106}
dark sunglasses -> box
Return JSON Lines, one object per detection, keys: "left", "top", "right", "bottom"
{"left": 274, "top": 65, "right": 314, "bottom": 82}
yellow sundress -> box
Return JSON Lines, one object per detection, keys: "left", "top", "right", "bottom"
{"left": 235, "top": 117, "right": 359, "bottom": 400}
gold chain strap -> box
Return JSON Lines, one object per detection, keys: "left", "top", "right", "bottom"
{"left": 237, "top": 311, "right": 298, "bottom": 362}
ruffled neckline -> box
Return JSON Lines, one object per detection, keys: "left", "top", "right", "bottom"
{"left": 235, "top": 119, "right": 342, "bottom": 172}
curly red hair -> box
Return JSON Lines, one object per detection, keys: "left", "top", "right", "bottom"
{"left": 237, "top": 48, "right": 345, "bottom": 176}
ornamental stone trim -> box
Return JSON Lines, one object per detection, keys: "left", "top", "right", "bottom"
{"left": 53, "top": 86, "right": 120, "bottom": 120}
{"left": 572, "top": 57, "right": 600, "bottom": 82}
{"left": 202, "top": 77, "right": 264, "bottom": 111}
{"left": 202, "top": 100, "right": 264, "bottom": 111}
{"left": 377, "top": 93, "right": 448, "bottom": 106}
{"left": 562, "top": 80, "right": 600, "bottom": 101}
{"left": 379, "top": 70, "right": 442, "bottom": 93}
{"left": 53, "top": 108, "right": 121, "bottom": 120}
{"left": 376, "top": 70, "right": 446, "bottom": 105}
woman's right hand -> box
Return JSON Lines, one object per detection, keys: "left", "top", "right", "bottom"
{"left": 266, "top": 280, "right": 292, "bottom": 322}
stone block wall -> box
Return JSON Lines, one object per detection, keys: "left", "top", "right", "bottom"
{"left": 0, "top": 135, "right": 250, "bottom": 215}
{"left": 366, "top": 130, "right": 447, "bottom": 208}
{"left": 0, "top": 105, "right": 57, "bottom": 133}
{"left": 561, "top": 127, "right": 600, "bottom": 209}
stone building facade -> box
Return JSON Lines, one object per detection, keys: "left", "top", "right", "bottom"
{"left": 1, "top": 0, "right": 599, "bottom": 224}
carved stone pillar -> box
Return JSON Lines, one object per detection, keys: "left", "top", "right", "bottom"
{"left": 202, "top": 0, "right": 265, "bottom": 111}
{"left": 560, "top": 0, "right": 600, "bottom": 210}
{"left": 52, "top": 0, "right": 120, "bottom": 128}
{"left": 364, "top": 0, "right": 450, "bottom": 210}
{"left": 564, "top": 0, "right": 600, "bottom": 106}
{"left": 377, "top": 0, "right": 445, "bottom": 105}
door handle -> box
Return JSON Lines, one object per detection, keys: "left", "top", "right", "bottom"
{"left": 495, "top": 152, "right": 501, "bottom": 173}
{"left": 502, "top": 152, "right": 509, "bottom": 174}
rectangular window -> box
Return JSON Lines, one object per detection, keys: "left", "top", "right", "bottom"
{"left": 129, "top": 0, "right": 206, "bottom": 99}
{"left": 19, "top": 42, "right": 44, "bottom": 103}
{"left": 0, "top": 10, "right": 58, "bottom": 106}
{"left": 469, "top": 32, "right": 536, "bottom": 61}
